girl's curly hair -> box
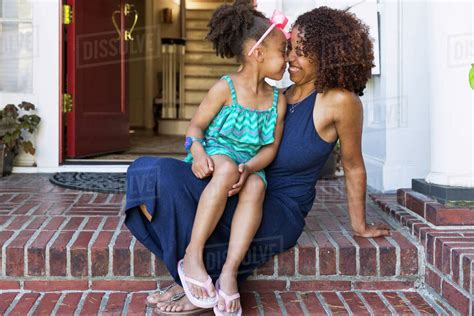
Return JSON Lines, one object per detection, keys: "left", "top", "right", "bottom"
{"left": 206, "top": 0, "right": 273, "bottom": 62}
{"left": 294, "top": 6, "right": 375, "bottom": 96}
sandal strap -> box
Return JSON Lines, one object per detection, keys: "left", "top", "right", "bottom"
{"left": 157, "top": 282, "right": 177, "bottom": 295}
{"left": 182, "top": 274, "right": 213, "bottom": 293}
{"left": 219, "top": 289, "right": 240, "bottom": 303}
{"left": 168, "top": 291, "right": 186, "bottom": 302}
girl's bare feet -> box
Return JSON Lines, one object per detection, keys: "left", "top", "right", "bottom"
{"left": 182, "top": 251, "right": 216, "bottom": 299}
{"left": 146, "top": 283, "right": 184, "bottom": 307}
{"left": 216, "top": 265, "right": 241, "bottom": 313}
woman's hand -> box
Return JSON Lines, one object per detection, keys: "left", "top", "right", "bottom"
{"left": 353, "top": 222, "right": 391, "bottom": 238}
{"left": 228, "top": 164, "right": 250, "bottom": 196}
{"left": 191, "top": 154, "right": 214, "bottom": 179}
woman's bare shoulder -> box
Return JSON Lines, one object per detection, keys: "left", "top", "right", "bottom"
{"left": 321, "top": 88, "right": 360, "bottom": 106}
{"left": 319, "top": 88, "right": 362, "bottom": 117}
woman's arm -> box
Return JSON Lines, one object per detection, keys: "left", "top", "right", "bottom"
{"left": 228, "top": 91, "right": 286, "bottom": 195}
{"left": 332, "top": 90, "right": 391, "bottom": 237}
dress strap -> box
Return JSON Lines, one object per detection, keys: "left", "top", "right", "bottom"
{"left": 272, "top": 86, "right": 279, "bottom": 109}
{"left": 221, "top": 75, "right": 237, "bottom": 103}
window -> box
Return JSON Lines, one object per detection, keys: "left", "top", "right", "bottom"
{"left": 0, "top": 0, "right": 33, "bottom": 93}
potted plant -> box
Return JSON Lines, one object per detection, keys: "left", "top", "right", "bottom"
{"left": 0, "top": 102, "right": 41, "bottom": 176}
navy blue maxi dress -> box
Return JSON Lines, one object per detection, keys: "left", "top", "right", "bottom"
{"left": 124, "top": 90, "right": 337, "bottom": 285}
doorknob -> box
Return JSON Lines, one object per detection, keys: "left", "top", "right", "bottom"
{"left": 111, "top": 3, "right": 139, "bottom": 41}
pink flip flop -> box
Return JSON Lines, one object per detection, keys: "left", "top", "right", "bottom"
{"left": 177, "top": 259, "right": 218, "bottom": 308}
{"left": 213, "top": 279, "right": 242, "bottom": 316}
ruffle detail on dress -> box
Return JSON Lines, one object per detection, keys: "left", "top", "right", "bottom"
{"left": 205, "top": 103, "right": 278, "bottom": 146}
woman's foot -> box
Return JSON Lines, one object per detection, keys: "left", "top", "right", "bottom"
{"left": 155, "top": 294, "right": 206, "bottom": 314}
{"left": 182, "top": 250, "right": 216, "bottom": 299}
{"left": 216, "top": 266, "right": 241, "bottom": 313}
{"left": 146, "top": 283, "right": 184, "bottom": 307}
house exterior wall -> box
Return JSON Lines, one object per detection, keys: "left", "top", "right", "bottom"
{"left": 3, "top": 0, "right": 472, "bottom": 190}
{"left": 363, "top": 1, "right": 432, "bottom": 192}
{"left": 271, "top": 0, "right": 433, "bottom": 192}
{"left": 0, "top": 0, "right": 60, "bottom": 170}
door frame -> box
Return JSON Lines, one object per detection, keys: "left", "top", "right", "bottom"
{"left": 60, "top": 0, "right": 133, "bottom": 161}
{"left": 59, "top": 0, "right": 64, "bottom": 164}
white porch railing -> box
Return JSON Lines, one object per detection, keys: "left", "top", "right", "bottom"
{"left": 161, "top": 38, "right": 186, "bottom": 119}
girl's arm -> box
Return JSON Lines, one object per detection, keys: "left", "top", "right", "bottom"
{"left": 246, "top": 91, "right": 286, "bottom": 172}
{"left": 229, "top": 91, "right": 286, "bottom": 194}
{"left": 186, "top": 79, "right": 229, "bottom": 178}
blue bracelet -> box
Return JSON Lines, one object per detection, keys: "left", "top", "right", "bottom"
{"left": 184, "top": 136, "right": 205, "bottom": 153}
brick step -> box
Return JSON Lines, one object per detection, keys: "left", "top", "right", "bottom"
{"left": 370, "top": 192, "right": 474, "bottom": 315}
{"left": 0, "top": 222, "right": 420, "bottom": 290}
{"left": 0, "top": 278, "right": 419, "bottom": 293}
{"left": 0, "top": 289, "right": 454, "bottom": 315}
{"left": 0, "top": 177, "right": 424, "bottom": 292}
{"left": 0, "top": 215, "right": 422, "bottom": 289}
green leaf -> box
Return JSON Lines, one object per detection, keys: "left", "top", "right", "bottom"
{"left": 0, "top": 101, "right": 39, "bottom": 154}
{"left": 21, "top": 141, "right": 35, "bottom": 155}
{"left": 3, "top": 104, "right": 18, "bottom": 120}
{"left": 20, "top": 101, "right": 35, "bottom": 111}
{"left": 470, "top": 64, "right": 474, "bottom": 90}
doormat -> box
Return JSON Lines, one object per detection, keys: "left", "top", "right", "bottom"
{"left": 49, "top": 172, "right": 126, "bottom": 193}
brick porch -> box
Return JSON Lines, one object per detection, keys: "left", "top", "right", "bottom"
{"left": 371, "top": 190, "right": 474, "bottom": 315}
{"left": 0, "top": 175, "right": 457, "bottom": 314}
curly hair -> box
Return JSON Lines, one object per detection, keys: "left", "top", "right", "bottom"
{"left": 294, "top": 6, "right": 375, "bottom": 96}
{"left": 206, "top": 0, "right": 273, "bottom": 62}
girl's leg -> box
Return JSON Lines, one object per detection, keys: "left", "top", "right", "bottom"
{"left": 217, "top": 174, "right": 265, "bottom": 313}
{"left": 184, "top": 155, "right": 240, "bottom": 299}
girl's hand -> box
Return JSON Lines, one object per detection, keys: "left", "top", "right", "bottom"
{"left": 228, "top": 164, "right": 250, "bottom": 196}
{"left": 353, "top": 222, "right": 391, "bottom": 238}
{"left": 192, "top": 155, "right": 214, "bottom": 179}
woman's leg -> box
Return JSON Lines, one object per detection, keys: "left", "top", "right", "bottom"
{"left": 183, "top": 154, "right": 240, "bottom": 299}
{"left": 124, "top": 157, "right": 203, "bottom": 307}
{"left": 139, "top": 204, "right": 152, "bottom": 221}
{"left": 217, "top": 174, "right": 265, "bottom": 313}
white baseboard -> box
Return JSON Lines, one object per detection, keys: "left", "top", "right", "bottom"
{"left": 12, "top": 165, "right": 129, "bottom": 174}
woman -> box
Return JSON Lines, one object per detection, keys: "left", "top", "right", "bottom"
{"left": 124, "top": 6, "right": 391, "bottom": 315}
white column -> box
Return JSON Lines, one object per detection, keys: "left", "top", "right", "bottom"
{"left": 425, "top": 2, "right": 474, "bottom": 188}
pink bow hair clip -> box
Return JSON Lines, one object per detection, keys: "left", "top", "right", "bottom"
{"left": 248, "top": 9, "right": 290, "bottom": 56}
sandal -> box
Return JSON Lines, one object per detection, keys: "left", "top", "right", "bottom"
{"left": 177, "top": 259, "right": 218, "bottom": 308}
{"left": 153, "top": 292, "right": 213, "bottom": 315}
{"left": 213, "top": 279, "right": 242, "bottom": 316}
{"left": 147, "top": 283, "right": 179, "bottom": 307}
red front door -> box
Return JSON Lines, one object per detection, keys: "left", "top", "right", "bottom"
{"left": 65, "top": 0, "right": 134, "bottom": 158}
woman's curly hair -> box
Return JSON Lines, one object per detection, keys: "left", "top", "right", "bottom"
{"left": 206, "top": 0, "right": 272, "bottom": 62}
{"left": 294, "top": 6, "right": 375, "bottom": 96}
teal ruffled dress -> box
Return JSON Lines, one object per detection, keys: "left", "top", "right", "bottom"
{"left": 183, "top": 75, "right": 279, "bottom": 185}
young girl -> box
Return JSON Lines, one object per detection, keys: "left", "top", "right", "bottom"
{"left": 178, "top": 1, "right": 288, "bottom": 315}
